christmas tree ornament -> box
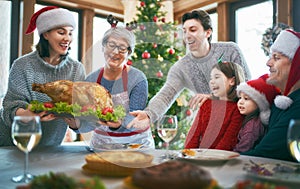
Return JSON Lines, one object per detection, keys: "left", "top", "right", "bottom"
{"left": 168, "top": 48, "right": 175, "bottom": 55}
{"left": 174, "top": 32, "right": 178, "bottom": 38}
{"left": 153, "top": 43, "right": 158, "bottom": 48}
{"left": 161, "top": 18, "right": 166, "bottom": 23}
{"left": 139, "top": 24, "right": 146, "bottom": 31}
{"left": 149, "top": 3, "right": 155, "bottom": 8}
{"left": 156, "top": 70, "right": 163, "bottom": 78}
{"left": 186, "top": 109, "right": 192, "bottom": 116}
{"left": 153, "top": 16, "right": 158, "bottom": 22}
{"left": 140, "top": 1, "right": 145, "bottom": 7}
{"left": 142, "top": 51, "right": 151, "bottom": 59}
{"left": 157, "top": 55, "right": 163, "bottom": 62}
{"left": 127, "top": 60, "right": 133, "bottom": 65}
{"left": 133, "top": 52, "right": 137, "bottom": 58}
{"left": 167, "top": 117, "right": 174, "bottom": 124}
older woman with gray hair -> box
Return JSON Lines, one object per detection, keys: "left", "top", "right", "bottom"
{"left": 76, "top": 24, "right": 154, "bottom": 148}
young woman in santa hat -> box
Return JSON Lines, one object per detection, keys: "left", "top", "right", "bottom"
{"left": 234, "top": 74, "right": 280, "bottom": 152}
{"left": 0, "top": 6, "right": 85, "bottom": 146}
{"left": 242, "top": 29, "right": 300, "bottom": 162}
{"left": 184, "top": 61, "right": 245, "bottom": 150}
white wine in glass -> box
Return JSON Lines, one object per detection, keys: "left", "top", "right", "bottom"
{"left": 11, "top": 116, "right": 42, "bottom": 183}
{"left": 157, "top": 115, "right": 178, "bottom": 160}
{"left": 287, "top": 119, "right": 300, "bottom": 162}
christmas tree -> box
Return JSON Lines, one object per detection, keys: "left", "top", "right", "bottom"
{"left": 128, "top": 0, "right": 193, "bottom": 149}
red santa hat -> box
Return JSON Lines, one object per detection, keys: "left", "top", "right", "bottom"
{"left": 26, "top": 6, "right": 76, "bottom": 35}
{"left": 237, "top": 74, "right": 280, "bottom": 124}
{"left": 270, "top": 29, "right": 300, "bottom": 109}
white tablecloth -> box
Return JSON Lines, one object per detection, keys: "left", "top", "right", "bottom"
{"left": 0, "top": 143, "right": 298, "bottom": 189}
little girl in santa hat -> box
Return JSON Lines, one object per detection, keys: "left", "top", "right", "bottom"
{"left": 234, "top": 74, "right": 280, "bottom": 152}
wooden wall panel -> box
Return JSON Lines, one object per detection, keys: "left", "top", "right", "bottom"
{"left": 22, "top": 0, "right": 35, "bottom": 55}
{"left": 277, "top": 0, "right": 292, "bottom": 26}
{"left": 81, "top": 9, "right": 95, "bottom": 74}
{"left": 174, "top": 0, "right": 227, "bottom": 23}
{"left": 217, "top": 2, "right": 229, "bottom": 41}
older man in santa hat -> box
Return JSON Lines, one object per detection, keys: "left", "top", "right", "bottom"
{"left": 242, "top": 29, "right": 300, "bottom": 162}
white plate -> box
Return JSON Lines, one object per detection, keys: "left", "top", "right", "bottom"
{"left": 89, "top": 143, "right": 149, "bottom": 152}
{"left": 177, "top": 149, "right": 240, "bottom": 163}
{"left": 244, "top": 161, "right": 300, "bottom": 184}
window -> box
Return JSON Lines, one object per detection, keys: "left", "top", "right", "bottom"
{"left": 0, "top": 1, "right": 11, "bottom": 101}
{"left": 33, "top": 4, "right": 79, "bottom": 61}
{"left": 210, "top": 12, "right": 218, "bottom": 42}
{"left": 232, "top": 0, "right": 274, "bottom": 79}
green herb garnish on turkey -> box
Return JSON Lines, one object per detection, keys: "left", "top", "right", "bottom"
{"left": 28, "top": 100, "right": 126, "bottom": 122}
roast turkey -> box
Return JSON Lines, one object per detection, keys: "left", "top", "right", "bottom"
{"left": 32, "top": 80, "right": 113, "bottom": 109}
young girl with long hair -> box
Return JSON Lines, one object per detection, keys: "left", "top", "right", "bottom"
{"left": 185, "top": 61, "right": 245, "bottom": 150}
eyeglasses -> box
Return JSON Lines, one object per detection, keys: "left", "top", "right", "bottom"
{"left": 105, "top": 41, "right": 130, "bottom": 54}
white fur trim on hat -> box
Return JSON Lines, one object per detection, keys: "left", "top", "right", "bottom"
{"left": 270, "top": 30, "right": 300, "bottom": 59}
{"left": 274, "top": 95, "right": 293, "bottom": 110}
{"left": 237, "top": 83, "right": 270, "bottom": 124}
{"left": 36, "top": 8, "right": 76, "bottom": 35}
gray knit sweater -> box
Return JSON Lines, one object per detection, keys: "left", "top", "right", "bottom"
{"left": 145, "top": 42, "right": 251, "bottom": 122}
{"left": 0, "top": 51, "right": 85, "bottom": 146}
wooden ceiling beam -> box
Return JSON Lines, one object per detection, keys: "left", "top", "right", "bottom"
{"left": 38, "top": 0, "right": 124, "bottom": 15}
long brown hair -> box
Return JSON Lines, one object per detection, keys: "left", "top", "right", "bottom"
{"left": 211, "top": 61, "right": 245, "bottom": 102}
{"left": 35, "top": 34, "right": 69, "bottom": 60}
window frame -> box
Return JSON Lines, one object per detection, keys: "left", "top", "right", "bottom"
{"left": 229, "top": 0, "right": 276, "bottom": 42}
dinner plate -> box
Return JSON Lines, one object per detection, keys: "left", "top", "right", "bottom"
{"left": 89, "top": 143, "right": 149, "bottom": 152}
{"left": 244, "top": 160, "right": 300, "bottom": 184}
{"left": 177, "top": 149, "right": 240, "bottom": 163}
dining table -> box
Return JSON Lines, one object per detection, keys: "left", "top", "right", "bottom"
{"left": 0, "top": 142, "right": 299, "bottom": 189}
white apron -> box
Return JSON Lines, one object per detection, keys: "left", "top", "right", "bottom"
{"left": 90, "top": 66, "right": 154, "bottom": 148}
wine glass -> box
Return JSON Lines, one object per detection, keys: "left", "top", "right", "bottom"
{"left": 157, "top": 115, "right": 178, "bottom": 160}
{"left": 287, "top": 119, "right": 300, "bottom": 162}
{"left": 11, "top": 116, "right": 42, "bottom": 183}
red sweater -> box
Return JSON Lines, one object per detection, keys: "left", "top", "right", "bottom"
{"left": 185, "top": 99, "right": 244, "bottom": 151}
